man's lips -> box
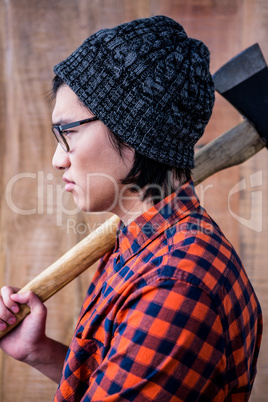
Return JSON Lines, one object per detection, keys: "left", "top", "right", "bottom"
{"left": 62, "top": 177, "right": 75, "bottom": 191}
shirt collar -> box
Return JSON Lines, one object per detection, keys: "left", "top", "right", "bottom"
{"left": 116, "top": 179, "right": 200, "bottom": 264}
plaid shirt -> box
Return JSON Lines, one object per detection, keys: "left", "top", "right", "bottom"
{"left": 54, "top": 180, "right": 262, "bottom": 401}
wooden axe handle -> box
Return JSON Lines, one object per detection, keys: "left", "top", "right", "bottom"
{"left": 0, "top": 120, "right": 265, "bottom": 339}
{"left": 192, "top": 120, "right": 265, "bottom": 185}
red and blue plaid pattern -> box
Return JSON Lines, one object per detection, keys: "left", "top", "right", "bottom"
{"left": 54, "top": 180, "right": 262, "bottom": 401}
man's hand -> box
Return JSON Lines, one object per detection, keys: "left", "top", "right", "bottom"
{"left": 0, "top": 286, "right": 68, "bottom": 383}
{"left": 0, "top": 286, "right": 47, "bottom": 362}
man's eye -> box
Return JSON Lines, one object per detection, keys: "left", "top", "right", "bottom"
{"left": 62, "top": 130, "right": 72, "bottom": 136}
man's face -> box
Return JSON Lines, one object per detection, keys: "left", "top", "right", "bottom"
{"left": 52, "top": 85, "right": 135, "bottom": 215}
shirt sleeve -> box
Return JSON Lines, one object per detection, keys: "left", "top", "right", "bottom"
{"left": 85, "top": 278, "right": 226, "bottom": 401}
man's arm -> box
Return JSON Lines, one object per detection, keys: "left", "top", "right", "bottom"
{"left": 0, "top": 286, "right": 67, "bottom": 383}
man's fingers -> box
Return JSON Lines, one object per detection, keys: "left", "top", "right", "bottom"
{"left": 1, "top": 286, "right": 20, "bottom": 311}
{"left": 0, "top": 286, "right": 21, "bottom": 328}
{"left": 11, "top": 291, "right": 47, "bottom": 319}
{"left": 0, "top": 288, "right": 47, "bottom": 333}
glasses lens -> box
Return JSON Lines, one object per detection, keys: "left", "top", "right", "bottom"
{"left": 52, "top": 128, "right": 69, "bottom": 152}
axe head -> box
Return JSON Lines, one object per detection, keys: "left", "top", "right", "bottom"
{"left": 213, "top": 43, "right": 268, "bottom": 146}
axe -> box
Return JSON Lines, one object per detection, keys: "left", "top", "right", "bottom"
{"left": 193, "top": 43, "right": 267, "bottom": 184}
{"left": 0, "top": 43, "right": 267, "bottom": 339}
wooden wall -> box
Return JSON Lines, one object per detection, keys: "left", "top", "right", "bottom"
{"left": 0, "top": 0, "right": 267, "bottom": 400}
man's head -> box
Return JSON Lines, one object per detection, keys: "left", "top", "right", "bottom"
{"left": 52, "top": 16, "right": 214, "bottom": 215}
{"left": 53, "top": 15, "right": 214, "bottom": 169}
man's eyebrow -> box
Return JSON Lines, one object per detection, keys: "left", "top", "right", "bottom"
{"left": 52, "top": 119, "right": 73, "bottom": 126}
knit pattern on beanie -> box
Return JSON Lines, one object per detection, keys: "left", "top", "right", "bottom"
{"left": 54, "top": 15, "right": 215, "bottom": 169}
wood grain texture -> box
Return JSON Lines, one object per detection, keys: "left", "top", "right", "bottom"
{"left": 239, "top": 1, "right": 268, "bottom": 400}
{"left": 0, "top": 0, "right": 267, "bottom": 400}
{"left": 0, "top": 2, "right": 6, "bottom": 400}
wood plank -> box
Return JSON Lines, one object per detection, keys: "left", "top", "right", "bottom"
{"left": 0, "top": 0, "right": 94, "bottom": 399}
{"left": 239, "top": 1, "right": 268, "bottom": 400}
{"left": 0, "top": 1, "right": 7, "bottom": 399}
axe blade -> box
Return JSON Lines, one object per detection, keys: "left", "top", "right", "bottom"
{"left": 213, "top": 43, "right": 268, "bottom": 146}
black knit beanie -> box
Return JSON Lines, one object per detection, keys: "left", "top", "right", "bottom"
{"left": 53, "top": 15, "right": 215, "bottom": 169}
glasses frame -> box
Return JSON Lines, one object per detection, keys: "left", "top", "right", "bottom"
{"left": 51, "top": 117, "right": 99, "bottom": 152}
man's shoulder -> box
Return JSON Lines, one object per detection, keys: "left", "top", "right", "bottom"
{"left": 139, "top": 212, "right": 243, "bottom": 297}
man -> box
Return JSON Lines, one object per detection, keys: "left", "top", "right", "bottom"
{"left": 0, "top": 16, "right": 262, "bottom": 401}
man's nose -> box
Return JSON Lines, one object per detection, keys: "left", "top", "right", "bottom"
{"left": 52, "top": 144, "right": 70, "bottom": 170}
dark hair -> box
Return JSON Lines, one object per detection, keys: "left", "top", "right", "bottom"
{"left": 51, "top": 75, "right": 191, "bottom": 205}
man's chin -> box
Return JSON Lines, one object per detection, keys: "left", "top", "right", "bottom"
{"left": 71, "top": 190, "right": 118, "bottom": 214}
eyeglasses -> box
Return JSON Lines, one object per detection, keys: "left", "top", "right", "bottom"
{"left": 51, "top": 117, "right": 99, "bottom": 152}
